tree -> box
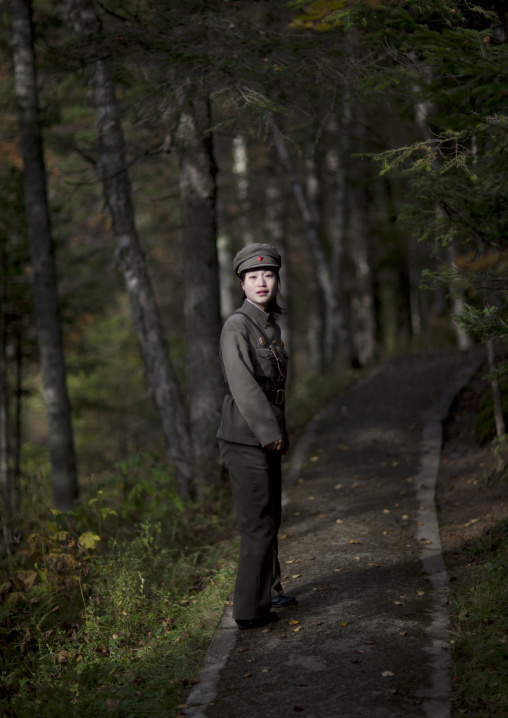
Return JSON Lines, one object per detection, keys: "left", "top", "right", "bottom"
{"left": 67, "top": 0, "right": 196, "bottom": 500}
{"left": 11, "top": 0, "right": 78, "bottom": 510}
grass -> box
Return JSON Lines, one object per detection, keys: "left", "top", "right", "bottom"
{"left": 449, "top": 519, "right": 508, "bottom": 716}
{"left": 0, "top": 455, "right": 238, "bottom": 718}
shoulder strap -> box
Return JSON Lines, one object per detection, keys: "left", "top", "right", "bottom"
{"left": 232, "top": 311, "right": 271, "bottom": 346}
{"left": 232, "top": 311, "right": 286, "bottom": 382}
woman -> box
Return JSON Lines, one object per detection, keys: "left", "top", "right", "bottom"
{"left": 217, "top": 243, "right": 297, "bottom": 630}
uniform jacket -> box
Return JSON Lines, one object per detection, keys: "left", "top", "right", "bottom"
{"left": 217, "top": 299, "right": 288, "bottom": 448}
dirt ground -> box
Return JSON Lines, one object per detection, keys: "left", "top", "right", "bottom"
{"left": 436, "top": 363, "right": 508, "bottom": 580}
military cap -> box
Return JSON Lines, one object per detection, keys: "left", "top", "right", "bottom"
{"left": 233, "top": 243, "right": 282, "bottom": 276}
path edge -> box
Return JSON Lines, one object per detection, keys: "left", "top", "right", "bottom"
{"left": 414, "top": 351, "right": 483, "bottom": 718}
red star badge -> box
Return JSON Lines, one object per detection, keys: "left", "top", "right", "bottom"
{"left": 257, "top": 256, "right": 263, "bottom": 262}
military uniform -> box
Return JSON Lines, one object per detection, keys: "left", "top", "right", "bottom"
{"left": 217, "top": 244, "right": 289, "bottom": 623}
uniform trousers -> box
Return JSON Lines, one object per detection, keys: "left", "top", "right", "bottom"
{"left": 219, "top": 439, "right": 283, "bottom": 620}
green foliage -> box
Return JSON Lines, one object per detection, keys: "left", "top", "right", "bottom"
{"left": 474, "top": 378, "right": 508, "bottom": 445}
{"left": 450, "top": 519, "right": 508, "bottom": 715}
{"left": 0, "top": 495, "right": 237, "bottom": 718}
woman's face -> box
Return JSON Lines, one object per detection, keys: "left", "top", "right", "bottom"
{"left": 241, "top": 269, "right": 278, "bottom": 311}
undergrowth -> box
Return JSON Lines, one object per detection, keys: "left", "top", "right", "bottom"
{"left": 0, "top": 453, "right": 237, "bottom": 717}
{"left": 450, "top": 519, "right": 508, "bottom": 716}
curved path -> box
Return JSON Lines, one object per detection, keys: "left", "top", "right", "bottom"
{"left": 186, "top": 349, "right": 482, "bottom": 718}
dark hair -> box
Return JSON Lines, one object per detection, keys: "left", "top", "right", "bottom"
{"left": 239, "top": 269, "right": 286, "bottom": 319}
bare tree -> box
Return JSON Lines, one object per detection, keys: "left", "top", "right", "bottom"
{"left": 11, "top": 0, "right": 78, "bottom": 510}
{"left": 176, "top": 94, "right": 223, "bottom": 496}
{"left": 68, "top": 0, "right": 195, "bottom": 500}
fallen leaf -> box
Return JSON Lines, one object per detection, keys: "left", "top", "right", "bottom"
{"left": 394, "top": 601, "right": 404, "bottom": 606}
{"left": 225, "top": 600, "right": 233, "bottom": 606}
{"left": 354, "top": 556, "right": 360, "bottom": 560}
{"left": 349, "top": 539, "right": 359, "bottom": 545}
{"left": 382, "top": 670, "right": 395, "bottom": 677}
{"left": 310, "top": 456, "right": 320, "bottom": 462}
{"left": 291, "top": 574, "right": 301, "bottom": 579}
{"left": 285, "top": 559, "right": 299, "bottom": 564}
{"left": 261, "top": 628, "right": 272, "bottom": 633}
{"left": 334, "top": 484, "right": 343, "bottom": 489}
{"left": 280, "top": 534, "right": 291, "bottom": 539}
{"left": 307, "top": 496, "right": 315, "bottom": 500}
{"left": 399, "top": 631, "right": 408, "bottom": 636}
{"left": 293, "top": 625, "right": 303, "bottom": 632}
{"left": 237, "top": 647, "right": 249, "bottom": 653}
{"left": 417, "top": 590, "right": 425, "bottom": 596}
{"left": 243, "top": 672, "right": 252, "bottom": 678}
{"left": 383, "top": 509, "right": 391, "bottom": 514}
{"left": 312, "top": 585, "right": 326, "bottom": 592}
{"left": 335, "top": 519, "right": 344, "bottom": 524}
{"left": 288, "top": 619, "right": 300, "bottom": 625}
{"left": 261, "top": 668, "right": 269, "bottom": 673}
{"left": 315, "top": 621, "right": 323, "bottom": 626}
{"left": 364, "top": 641, "right": 374, "bottom": 645}
{"left": 340, "top": 621, "right": 348, "bottom": 627}
{"left": 402, "top": 514, "right": 409, "bottom": 520}
{"left": 333, "top": 568, "right": 342, "bottom": 572}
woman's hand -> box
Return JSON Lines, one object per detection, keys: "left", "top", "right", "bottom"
{"left": 264, "top": 438, "right": 284, "bottom": 451}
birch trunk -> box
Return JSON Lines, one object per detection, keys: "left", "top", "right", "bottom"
{"left": 265, "top": 165, "right": 291, "bottom": 358}
{"left": 348, "top": 183, "right": 376, "bottom": 366}
{"left": 177, "top": 97, "right": 223, "bottom": 493}
{"left": 304, "top": 142, "right": 325, "bottom": 372}
{"left": 232, "top": 135, "right": 254, "bottom": 246}
{"left": 324, "top": 105, "right": 352, "bottom": 364}
{"left": 487, "top": 339, "right": 505, "bottom": 438}
{"left": 12, "top": 0, "right": 78, "bottom": 510}
{"left": 218, "top": 233, "right": 235, "bottom": 321}
{"left": 268, "top": 115, "right": 343, "bottom": 366}
{"left": 68, "top": 0, "right": 194, "bottom": 500}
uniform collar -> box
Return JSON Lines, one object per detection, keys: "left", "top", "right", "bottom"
{"left": 242, "top": 299, "right": 271, "bottom": 324}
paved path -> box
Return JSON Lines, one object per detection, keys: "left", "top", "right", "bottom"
{"left": 186, "top": 349, "right": 482, "bottom": 718}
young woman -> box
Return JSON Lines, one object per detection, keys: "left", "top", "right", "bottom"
{"left": 217, "top": 243, "right": 296, "bottom": 630}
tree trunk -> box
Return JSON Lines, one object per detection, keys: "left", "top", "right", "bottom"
{"left": 68, "top": 0, "right": 195, "bottom": 500}
{"left": 304, "top": 141, "right": 326, "bottom": 372}
{"left": 11, "top": 0, "right": 78, "bottom": 510}
{"left": 218, "top": 232, "right": 236, "bottom": 321}
{"left": 348, "top": 181, "right": 377, "bottom": 366}
{"left": 487, "top": 339, "right": 505, "bottom": 438}
{"left": 232, "top": 135, "right": 254, "bottom": 246}
{"left": 265, "top": 163, "right": 292, "bottom": 359}
{"left": 268, "top": 115, "right": 343, "bottom": 366}
{"left": 0, "top": 305, "right": 9, "bottom": 518}
{"left": 177, "top": 96, "right": 223, "bottom": 495}
{"left": 323, "top": 107, "right": 353, "bottom": 364}
{"left": 446, "top": 244, "right": 473, "bottom": 349}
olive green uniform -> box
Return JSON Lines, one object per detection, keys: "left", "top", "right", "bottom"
{"left": 217, "top": 299, "right": 288, "bottom": 621}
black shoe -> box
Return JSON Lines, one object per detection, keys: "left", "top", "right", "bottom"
{"left": 271, "top": 594, "right": 297, "bottom": 608}
{"left": 235, "top": 611, "right": 279, "bottom": 630}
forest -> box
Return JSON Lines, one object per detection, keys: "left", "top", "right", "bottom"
{"left": 0, "top": 0, "right": 507, "bottom": 715}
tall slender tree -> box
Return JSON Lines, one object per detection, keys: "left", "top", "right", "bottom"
{"left": 11, "top": 0, "right": 78, "bottom": 510}
{"left": 67, "top": 0, "right": 196, "bottom": 500}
